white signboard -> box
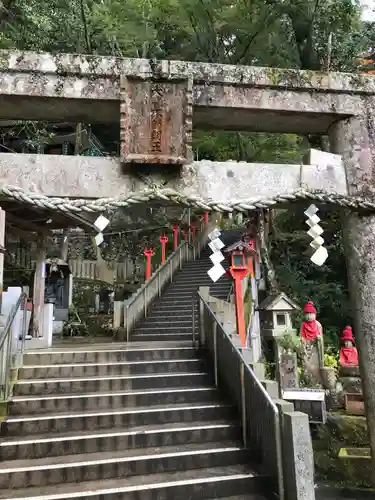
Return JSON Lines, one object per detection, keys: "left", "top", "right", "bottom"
{"left": 207, "top": 263, "right": 226, "bottom": 282}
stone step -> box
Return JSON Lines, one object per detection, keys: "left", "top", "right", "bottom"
{"left": 1, "top": 420, "right": 240, "bottom": 460}
{"left": 165, "top": 284, "right": 230, "bottom": 293}
{"left": 18, "top": 359, "right": 204, "bottom": 380}
{"left": 134, "top": 325, "right": 193, "bottom": 334}
{"left": 9, "top": 386, "right": 218, "bottom": 416}
{"left": 145, "top": 311, "right": 195, "bottom": 319}
{"left": 0, "top": 464, "right": 269, "bottom": 499}
{"left": 146, "top": 298, "right": 194, "bottom": 306}
{"left": 139, "top": 315, "right": 196, "bottom": 324}
{"left": 0, "top": 442, "right": 251, "bottom": 488}
{"left": 173, "top": 274, "right": 225, "bottom": 280}
{"left": 149, "top": 300, "right": 198, "bottom": 315}
{"left": 2, "top": 402, "right": 235, "bottom": 436}
{"left": 131, "top": 333, "right": 193, "bottom": 342}
{"left": 169, "top": 282, "right": 230, "bottom": 289}
{"left": 134, "top": 323, "right": 196, "bottom": 332}
{"left": 161, "top": 291, "right": 201, "bottom": 297}
{"left": 22, "top": 346, "right": 197, "bottom": 366}
{"left": 161, "top": 291, "right": 225, "bottom": 299}
{"left": 13, "top": 372, "right": 211, "bottom": 396}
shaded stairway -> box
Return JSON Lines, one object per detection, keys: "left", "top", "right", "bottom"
{"left": 0, "top": 231, "right": 275, "bottom": 500}
{"left": 132, "top": 228, "right": 241, "bottom": 343}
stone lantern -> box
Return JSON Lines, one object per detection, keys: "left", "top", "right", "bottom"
{"left": 258, "top": 292, "right": 300, "bottom": 339}
{"left": 258, "top": 292, "right": 300, "bottom": 394}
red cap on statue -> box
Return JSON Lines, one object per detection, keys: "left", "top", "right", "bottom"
{"left": 341, "top": 326, "right": 354, "bottom": 343}
{"left": 303, "top": 301, "right": 316, "bottom": 314}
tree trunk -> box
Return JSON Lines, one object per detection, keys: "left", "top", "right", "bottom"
{"left": 329, "top": 104, "right": 375, "bottom": 485}
{"left": 258, "top": 211, "right": 278, "bottom": 294}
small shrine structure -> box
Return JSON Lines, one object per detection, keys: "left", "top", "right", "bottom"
{"left": 258, "top": 292, "right": 300, "bottom": 339}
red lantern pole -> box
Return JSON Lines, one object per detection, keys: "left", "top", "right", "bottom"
{"left": 143, "top": 248, "right": 155, "bottom": 281}
{"left": 230, "top": 267, "right": 249, "bottom": 347}
{"left": 228, "top": 250, "right": 249, "bottom": 348}
{"left": 170, "top": 224, "right": 180, "bottom": 251}
{"left": 159, "top": 234, "right": 168, "bottom": 264}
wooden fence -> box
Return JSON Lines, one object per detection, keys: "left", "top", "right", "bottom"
{"left": 6, "top": 247, "right": 146, "bottom": 284}
{"left": 68, "top": 259, "right": 146, "bottom": 283}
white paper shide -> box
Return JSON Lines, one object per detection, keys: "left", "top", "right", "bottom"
{"left": 207, "top": 228, "right": 226, "bottom": 282}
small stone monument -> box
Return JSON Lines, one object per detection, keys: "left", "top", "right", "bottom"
{"left": 300, "top": 301, "right": 324, "bottom": 386}
{"left": 279, "top": 351, "right": 299, "bottom": 390}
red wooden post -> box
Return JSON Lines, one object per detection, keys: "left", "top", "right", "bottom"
{"left": 159, "top": 234, "right": 169, "bottom": 264}
{"left": 204, "top": 211, "right": 209, "bottom": 225}
{"left": 144, "top": 248, "right": 155, "bottom": 280}
{"left": 170, "top": 224, "right": 180, "bottom": 250}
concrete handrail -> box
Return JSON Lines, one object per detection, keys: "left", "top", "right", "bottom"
{"left": 195, "top": 289, "right": 284, "bottom": 500}
{"left": 0, "top": 293, "right": 28, "bottom": 402}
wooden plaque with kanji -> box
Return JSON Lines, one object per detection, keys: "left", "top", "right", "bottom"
{"left": 120, "top": 76, "right": 192, "bottom": 167}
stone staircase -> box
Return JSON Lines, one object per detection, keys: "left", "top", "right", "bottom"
{"left": 0, "top": 231, "right": 275, "bottom": 500}
{"left": 131, "top": 244, "right": 234, "bottom": 343}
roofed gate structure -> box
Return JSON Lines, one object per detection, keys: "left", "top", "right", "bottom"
{"left": 1, "top": 51, "right": 375, "bottom": 491}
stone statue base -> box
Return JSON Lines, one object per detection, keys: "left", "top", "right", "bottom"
{"left": 336, "top": 366, "right": 362, "bottom": 407}
{"left": 340, "top": 376, "right": 362, "bottom": 394}
{"left": 320, "top": 366, "right": 340, "bottom": 409}
{"left": 339, "top": 365, "right": 360, "bottom": 378}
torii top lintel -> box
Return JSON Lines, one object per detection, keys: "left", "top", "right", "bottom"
{"left": 0, "top": 50, "right": 372, "bottom": 138}
{"left": 2, "top": 50, "right": 375, "bottom": 93}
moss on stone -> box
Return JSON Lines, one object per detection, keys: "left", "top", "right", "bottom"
{"left": 0, "top": 401, "right": 8, "bottom": 420}
{"left": 0, "top": 51, "right": 10, "bottom": 69}
{"left": 313, "top": 412, "right": 371, "bottom": 488}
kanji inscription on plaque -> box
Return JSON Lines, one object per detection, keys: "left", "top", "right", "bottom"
{"left": 120, "top": 75, "right": 193, "bottom": 166}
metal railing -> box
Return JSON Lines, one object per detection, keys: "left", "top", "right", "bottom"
{"left": 0, "top": 293, "right": 28, "bottom": 402}
{"left": 123, "top": 239, "right": 204, "bottom": 341}
{"left": 194, "top": 291, "right": 284, "bottom": 500}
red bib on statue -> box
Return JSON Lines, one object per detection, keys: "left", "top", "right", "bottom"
{"left": 340, "top": 347, "right": 359, "bottom": 367}
{"left": 301, "top": 320, "right": 320, "bottom": 341}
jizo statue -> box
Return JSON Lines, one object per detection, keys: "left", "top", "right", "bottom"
{"left": 339, "top": 326, "right": 359, "bottom": 367}
{"left": 300, "top": 301, "right": 324, "bottom": 386}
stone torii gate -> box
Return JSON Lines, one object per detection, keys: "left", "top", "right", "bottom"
{"left": 1, "top": 50, "right": 375, "bottom": 472}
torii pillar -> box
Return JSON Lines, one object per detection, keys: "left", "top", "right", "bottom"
{"left": 32, "top": 235, "right": 46, "bottom": 338}
{"left": 329, "top": 106, "right": 375, "bottom": 484}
